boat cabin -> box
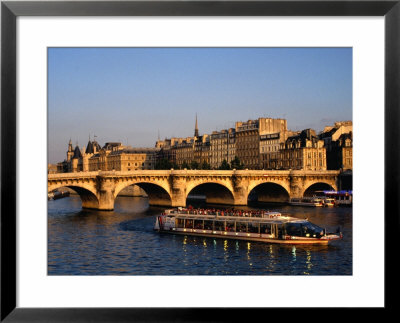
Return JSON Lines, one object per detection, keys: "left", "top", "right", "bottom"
{"left": 162, "top": 211, "right": 325, "bottom": 239}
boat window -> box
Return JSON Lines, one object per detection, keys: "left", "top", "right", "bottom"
{"left": 248, "top": 222, "right": 259, "bottom": 233}
{"left": 285, "top": 223, "right": 303, "bottom": 236}
{"left": 204, "top": 220, "right": 213, "bottom": 230}
{"left": 176, "top": 218, "right": 185, "bottom": 228}
{"left": 236, "top": 222, "right": 248, "bottom": 233}
{"left": 185, "top": 219, "right": 193, "bottom": 229}
{"left": 260, "top": 223, "right": 271, "bottom": 234}
{"left": 301, "top": 222, "right": 324, "bottom": 237}
{"left": 194, "top": 220, "right": 203, "bottom": 229}
{"left": 225, "top": 221, "right": 235, "bottom": 232}
{"left": 214, "top": 220, "right": 225, "bottom": 231}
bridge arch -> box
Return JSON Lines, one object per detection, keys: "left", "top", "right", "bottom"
{"left": 302, "top": 182, "right": 336, "bottom": 197}
{"left": 114, "top": 180, "right": 172, "bottom": 207}
{"left": 186, "top": 181, "right": 235, "bottom": 205}
{"left": 247, "top": 181, "right": 290, "bottom": 204}
{"left": 48, "top": 184, "right": 100, "bottom": 209}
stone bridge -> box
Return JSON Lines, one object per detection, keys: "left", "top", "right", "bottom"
{"left": 48, "top": 170, "right": 340, "bottom": 210}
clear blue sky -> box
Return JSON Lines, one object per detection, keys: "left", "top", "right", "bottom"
{"left": 48, "top": 47, "right": 352, "bottom": 164}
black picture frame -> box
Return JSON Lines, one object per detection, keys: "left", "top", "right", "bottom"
{"left": 1, "top": 0, "right": 398, "bottom": 321}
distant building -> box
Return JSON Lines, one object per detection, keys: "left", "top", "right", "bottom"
{"left": 194, "top": 134, "right": 210, "bottom": 166}
{"left": 258, "top": 118, "right": 291, "bottom": 169}
{"left": 55, "top": 116, "right": 351, "bottom": 174}
{"left": 235, "top": 118, "right": 288, "bottom": 169}
{"left": 278, "top": 129, "right": 327, "bottom": 170}
{"left": 58, "top": 138, "right": 159, "bottom": 172}
{"left": 336, "top": 133, "right": 353, "bottom": 170}
{"left": 100, "top": 147, "right": 159, "bottom": 171}
{"left": 319, "top": 121, "right": 353, "bottom": 170}
{"left": 48, "top": 164, "right": 58, "bottom": 174}
{"left": 156, "top": 115, "right": 203, "bottom": 168}
{"left": 174, "top": 137, "right": 195, "bottom": 168}
{"left": 155, "top": 137, "right": 179, "bottom": 166}
{"left": 235, "top": 119, "right": 260, "bottom": 169}
{"left": 65, "top": 139, "right": 86, "bottom": 173}
{"left": 210, "top": 128, "right": 236, "bottom": 169}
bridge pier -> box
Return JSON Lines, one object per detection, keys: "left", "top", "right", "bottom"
{"left": 171, "top": 191, "right": 186, "bottom": 207}
{"left": 231, "top": 190, "right": 248, "bottom": 205}
{"left": 232, "top": 175, "right": 249, "bottom": 205}
{"left": 97, "top": 178, "right": 116, "bottom": 211}
{"left": 171, "top": 176, "right": 187, "bottom": 207}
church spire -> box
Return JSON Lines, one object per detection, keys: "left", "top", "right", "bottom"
{"left": 194, "top": 113, "right": 199, "bottom": 137}
{"left": 68, "top": 138, "right": 73, "bottom": 152}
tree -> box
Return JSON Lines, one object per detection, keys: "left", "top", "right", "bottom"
{"left": 190, "top": 160, "right": 199, "bottom": 170}
{"left": 200, "top": 161, "right": 211, "bottom": 170}
{"left": 230, "top": 156, "right": 244, "bottom": 170}
{"left": 218, "top": 159, "right": 231, "bottom": 170}
{"left": 181, "top": 161, "right": 190, "bottom": 169}
{"left": 155, "top": 158, "right": 172, "bottom": 170}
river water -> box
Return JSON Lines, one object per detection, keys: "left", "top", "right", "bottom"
{"left": 48, "top": 196, "right": 352, "bottom": 275}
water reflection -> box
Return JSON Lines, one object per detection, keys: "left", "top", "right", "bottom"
{"left": 48, "top": 195, "right": 352, "bottom": 275}
{"left": 305, "top": 249, "right": 313, "bottom": 275}
{"left": 292, "top": 246, "right": 297, "bottom": 261}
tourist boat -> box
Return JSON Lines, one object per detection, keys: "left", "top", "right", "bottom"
{"left": 289, "top": 197, "right": 325, "bottom": 207}
{"left": 48, "top": 190, "right": 70, "bottom": 200}
{"left": 322, "top": 191, "right": 352, "bottom": 206}
{"left": 154, "top": 208, "right": 342, "bottom": 245}
{"left": 322, "top": 197, "right": 337, "bottom": 207}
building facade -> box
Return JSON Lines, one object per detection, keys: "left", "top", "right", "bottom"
{"left": 174, "top": 137, "right": 195, "bottom": 168}
{"left": 58, "top": 139, "right": 159, "bottom": 172}
{"left": 210, "top": 128, "right": 236, "bottom": 169}
{"left": 258, "top": 118, "right": 291, "bottom": 169}
{"left": 235, "top": 118, "right": 288, "bottom": 169}
{"left": 319, "top": 121, "right": 353, "bottom": 170}
{"left": 235, "top": 119, "right": 260, "bottom": 169}
{"left": 278, "top": 129, "right": 327, "bottom": 170}
{"left": 101, "top": 148, "right": 158, "bottom": 171}
{"left": 193, "top": 135, "right": 210, "bottom": 166}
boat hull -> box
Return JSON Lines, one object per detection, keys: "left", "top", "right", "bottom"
{"left": 157, "top": 228, "right": 338, "bottom": 245}
{"left": 289, "top": 202, "right": 323, "bottom": 207}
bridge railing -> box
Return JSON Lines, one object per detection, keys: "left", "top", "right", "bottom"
{"left": 48, "top": 171, "right": 100, "bottom": 179}
{"left": 48, "top": 169, "right": 341, "bottom": 180}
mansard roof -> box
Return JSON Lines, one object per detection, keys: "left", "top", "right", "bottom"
{"left": 338, "top": 132, "right": 353, "bottom": 145}
{"left": 109, "top": 147, "right": 160, "bottom": 155}
{"left": 285, "top": 129, "right": 320, "bottom": 148}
